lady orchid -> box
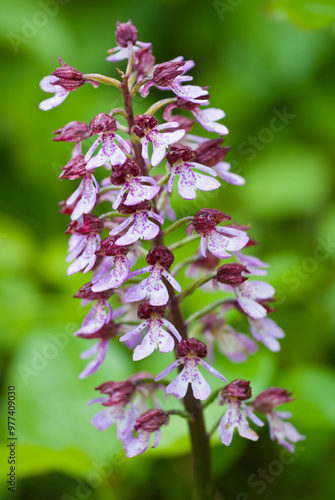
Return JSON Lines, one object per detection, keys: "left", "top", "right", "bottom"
{"left": 40, "top": 20, "right": 304, "bottom": 499}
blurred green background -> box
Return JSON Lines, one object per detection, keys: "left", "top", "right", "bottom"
{"left": 1, "top": 0, "right": 335, "bottom": 499}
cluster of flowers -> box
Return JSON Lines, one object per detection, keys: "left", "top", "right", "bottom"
{"left": 39, "top": 20, "right": 305, "bottom": 457}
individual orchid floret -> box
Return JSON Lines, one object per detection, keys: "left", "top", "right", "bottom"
{"left": 85, "top": 113, "right": 131, "bottom": 170}
{"left": 166, "top": 144, "right": 221, "bottom": 200}
{"left": 120, "top": 302, "right": 181, "bottom": 360}
{"left": 155, "top": 338, "right": 226, "bottom": 400}
{"left": 193, "top": 209, "right": 249, "bottom": 259}
{"left": 195, "top": 138, "right": 245, "bottom": 186}
{"left": 106, "top": 20, "right": 151, "bottom": 62}
{"left": 76, "top": 320, "right": 121, "bottom": 378}
{"left": 217, "top": 263, "right": 276, "bottom": 319}
{"left": 110, "top": 159, "right": 160, "bottom": 210}
{"left": 218, "top": 379, "right": 264, "bottom": 446}
{"left": 124, "top": 409, "right": 169, "bottom": 458}
{"left": 132, "top": 114, "right": 185, "bottom": 167}
{"left": 253, "top": 388, "right": 305, "bottom": 452}
{"left": 39, "top": 57, "right": 97, "bottom": 111}
{"left": 141, "top": 61, "right": 209, "bottom": 104}
{"left": 109, "top": 201, "right": 164, "bottom": 246}
{"left": 248, "top": 316, "right": 285, "bottom": 351}
{"left": 73, "top": 284, "right": 113, "bottom": 334}
{"left": 202, "top": 314, "right": 258, "bottom": 363}
{"left": 164, "top": 97, "right": 228, "bottom": 135}
{"left": 53, "top": 120, "right": 91, "bottom": 143}
{"left": 90, "top": 236, "right": 132, "bottom": 292}
{"left": 90, "top": 380, "right": 137, "bottom": 445}
{"left": 65, "top": 214, "right": 104, "bottom": 275}
{"left": 65, "top": 173, "right": 100, "bottom": 221}
{"left": 125, "top": 246, "right": 181, "bottom": 306}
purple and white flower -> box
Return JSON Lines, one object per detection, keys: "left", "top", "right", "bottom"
{"left": 112, "top": 173, "right": 160, "bottom": 210}
{"left": 155, "top": 338, "right": 226, "bottom": 400}
{"left": 109, "top": 205, "right": 164, "bottom": 246}
{"left": 253, "top": 388, "right": 305, "bottom": 452}
{"left": 202, "top": 314, "right": 258, "bottom": 362}
{"left": 120, "top": 303, "right": 181, "bottom": 360}
{"left": 85, "top": 113, "right": 130, "bottom": 170}
{"left": 76, "top": 318, "right": 124, "bottom": 378}
{"left": 124, "top": 409, "right": 169, "bottom": 458}
{"left": 39, "top": 57, "right": 97, "bottom": 111}
{"left": 66, "top": 233, "right": 100, "bottom": 275}
{"left": 248, "top": 317, "right": 285, "bottom": 351}
{"left": 166, "top": 144, "right": 220, "bottom": 200}
{"left": 193, "top": 209, "right": 249, "bottom": 259}
{"left": 89, "top": 237, "right": 132, "bottom": 292}
{"left": 106, "top": 20, "right": 151, "bottom": 62}
{"left": 132, "top": 114, "right": 185, "bottom": 167}
{"left": 218, "top": 380, "right": 264, "bottom": 446}
{"left": 125, "top": 246, "right": 181, "bottom": 307}
{"left": 141, "top": 61, "right": 209, "bottom": 104}
{"left": 66, "top": 174, "right": 100, "bottom": 221}
{"left": 90, "top": 381, "right": 137, "bottom": 444}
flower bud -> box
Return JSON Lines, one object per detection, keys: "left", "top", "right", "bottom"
{"left": 175, "top": 93, "right": 209, "bottom": 110}
{"left": 134, "top": 409, "right": 169, "bottom": 432}
{"left": 73, "top": 283, "right": 113, "bottom": 301}
{"left": 96, "top": 381, "right": 135, "bottom": 406}
{"left": 117, "top": 199, "right": 152, "bottom": 214}
{"left": 137, "top": 302, "right": 166, "bottom": 319}
{"left": 134, "top": 47, "right": 155, "bottom": 76}
{"left": 51, "top": 57, "right": 85, "bottom": 91}
{"left": 253, "top": 388, "right": 293, "bottom": 413}
{"left": 132, "top": 114, "right": 158, "bottom": 138}
{"left": 53, "top": 121, "right": 90, "bottom": 142}
{"left": 115, "top": 20, "right": 138, "bottom": 47}
{"left": 65, "top": 214, "right": 104, "bottom": 234}
{"left": 153, "top": 62, "right": 185, "bottom": 86}
{"left": 77, "top": 320, "right": 119, "bottom": 340}
{"left": 95, "top": 236, "right": 130, "bottom": 256}
{"left": 110, "top": 159, "right": 140, "bottom": 185}
{"left": 193, "top": 208, "right": 231, "bottom": 234}
{"left": 146, "top": 246, "right": 174, "bottom": 270}
{"left": 166, "top": 143, "right": 196, "bottom": 164}
{"left": 59, "top": 155, "right": 88, "bottom": 179}
{"left": 195, "top": 138, "right": 231, "bottom": 167}
{"left": 89, "top": 113, "right": 117, "bottom": 135}
{"left": 176, "top": 338, "right": 207, "bottom": 358}
{"left": 219, "top": 379, "right": 252, "bottom": 404}
{"left": 216, "top": 263, "right": 249, "bottom": 287}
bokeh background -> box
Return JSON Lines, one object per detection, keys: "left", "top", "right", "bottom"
{"left": 1, "top": 0, "right": 335, "bottom": 499}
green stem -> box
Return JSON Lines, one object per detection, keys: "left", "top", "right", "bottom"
{"left": 168, "top": 233, "right": 200, "bottom": 252}
{"left": 177, "top": 272, "right": 217, "bottom": 303}
{"left": 162, "top": 216, "right": 194, "bottom": 236}
{"left": 202, "top": 388, "right": 221, "bottom": 411}
{"left": 166, "top": 409, "right": 192, "bottom": 420}
{"left": 121, "top": 75, "right": 147, "bottom": 176}
{"left": 171, "top": 256, "right": 198, "bottom": 277}
{"left": 185, "top": 298, "right": 232, "bottom": 326}
{"left": 207, "top": 416, "right": 222, "bottom": 440}
{"left": 145, "top": 97, "right": 177, "bottom": 116}
{"left": 83, "top": 73, "right": 122, "bottom": 88}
